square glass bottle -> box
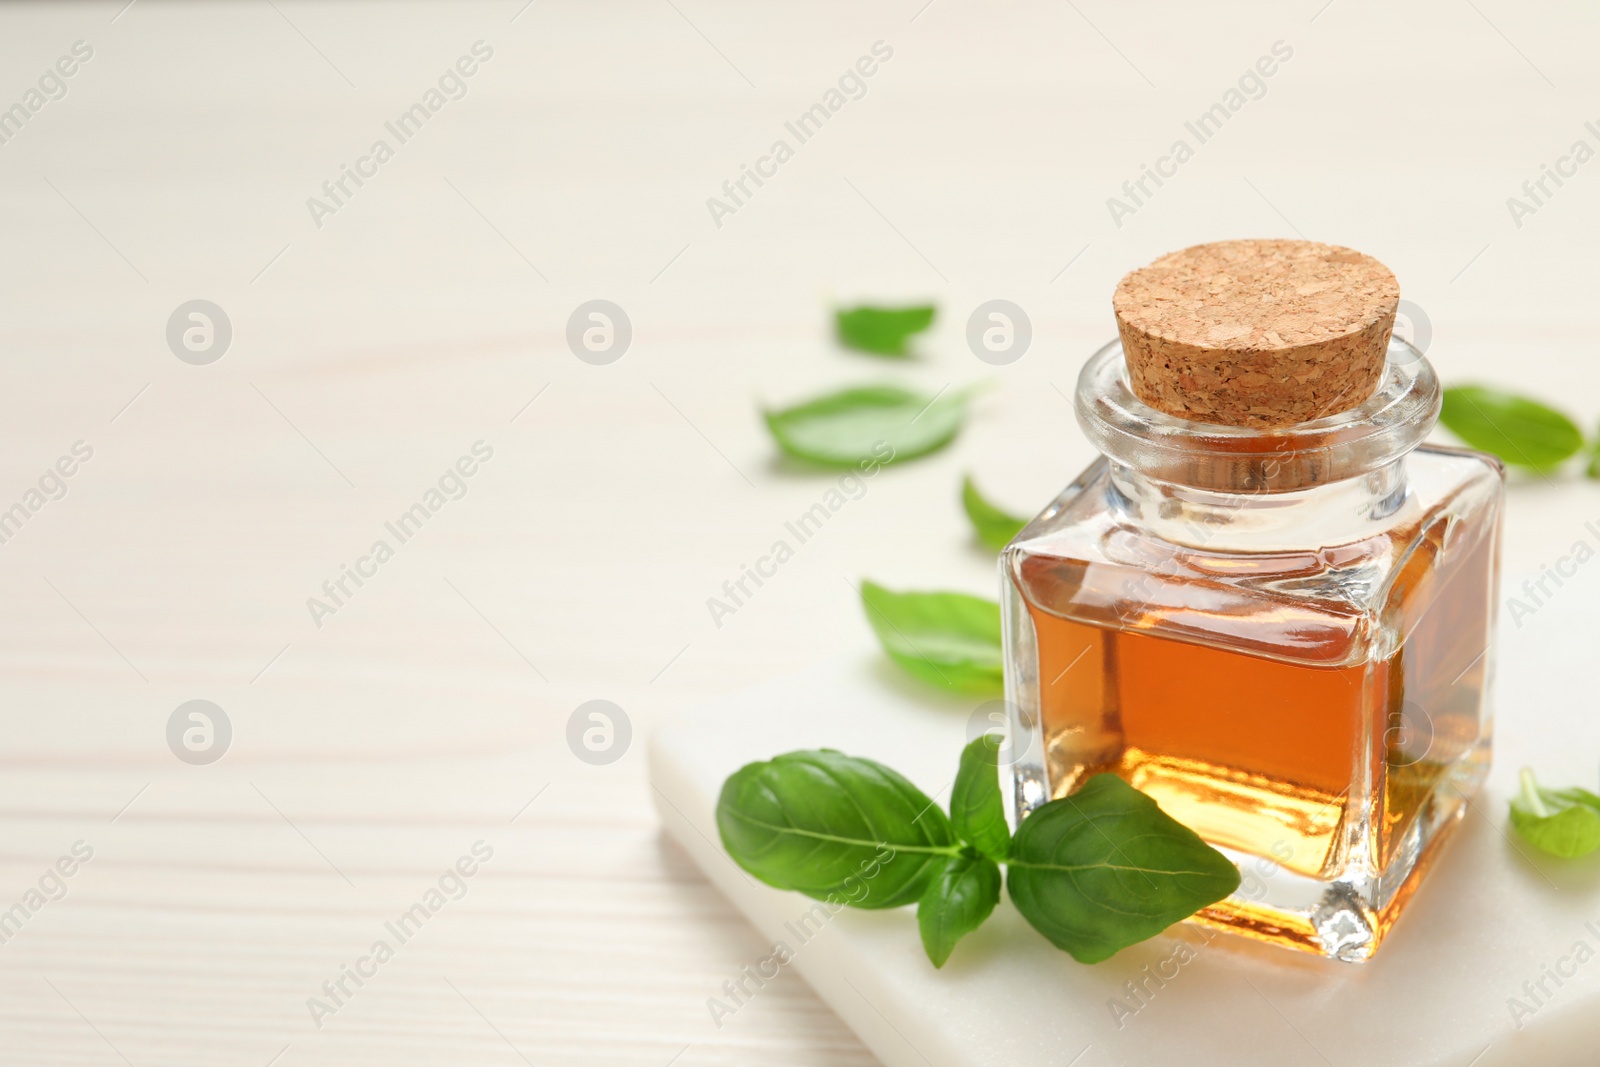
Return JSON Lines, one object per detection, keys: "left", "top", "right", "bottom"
{"left": 1001, "top": 321, "right": 1503, "bottom": 962}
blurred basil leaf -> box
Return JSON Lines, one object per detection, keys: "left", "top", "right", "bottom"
{"left": 859, "top": 580, "right": 1003, "bottom": 694}
{"left": 962, "top": 475, "right": 1028, "bottom": 551}
{"left": 1509, "top": 768, "right": 1600, "bottom": 859}
{"left": 764, "top": 384, "right": 971, "bottom": 468}
{"left": 835, "top": 304, "right": 936, "bottom": 357}
{"left": 1439, "top": 385, "right": 1583, "bottom": 471}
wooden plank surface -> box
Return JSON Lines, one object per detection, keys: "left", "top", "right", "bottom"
{"left": 1, "top": 1, "right": 1598, "bottom": 1062}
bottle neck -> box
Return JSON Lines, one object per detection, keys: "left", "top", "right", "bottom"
{"left": 1075, "top": 336, "right": 1440, "bottom": 497}
{"left": 1106, "top": 457, "right": 1410, "bottom": 551}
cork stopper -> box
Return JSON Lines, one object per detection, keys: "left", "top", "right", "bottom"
{"left": 1112, "top": 239, "right": 1400, "bottom": 428}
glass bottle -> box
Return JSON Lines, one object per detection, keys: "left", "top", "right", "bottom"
{"left": 999, "top": 332, "right": 1504, "bottom": 963}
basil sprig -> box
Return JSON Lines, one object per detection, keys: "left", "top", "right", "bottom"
{"left": 949, "top": 731, "right": 1011, "bottom": 862}
{"left": 1509, "top": 768, "right": 1600, "bottom": 858}
{"left": 717, "top": 749, "right": 959, "bottom": 908}
{"left": 918, "top": 851, "right": 1002, "bottom": 968}
{"left": 718, "top": 738, "right": 1240, "bottom": 967}
{"left": 1006, "top": 775, "right": 1240, "bottom": 962}
{"left": 835, "top": 304, "right": 936, "bottom": 357}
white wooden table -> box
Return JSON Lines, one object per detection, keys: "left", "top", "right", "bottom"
{"left": 0, "top": 1, "right": 1596, "bottom": 1062}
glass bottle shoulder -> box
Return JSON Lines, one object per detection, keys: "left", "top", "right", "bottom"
{"left": 1003, "top": 446, "right": 1504, "bottom": 667}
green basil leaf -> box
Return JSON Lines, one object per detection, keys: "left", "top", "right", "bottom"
{"left": 951, "top": 735, "right": 1011, "bottom": 861}
{"left": 764, "top": 384, "right": 970, "bottom": 469}
{"left": 859, "top": 580, "right": 1003, "bottom": 694}
{"left": 835, "top": 304, "right": 936, "bottom": 357}
{"left": 1509, "top": 768, "right": 1600, "bottom": 858}
{"left": 1006, "top": 774, "right": 1240, "bottom": 963}
{"left": 962, "top": 475, "right": 1028, "bottom": 551}
{"left": 716, "top": 749, "right": 960, "bottom": 909}
{"left": 1439, "top": 386, "right": 1584, "bottom": 471}
{"left": 917, "top": 851, "right": 1001, "bottom": 967}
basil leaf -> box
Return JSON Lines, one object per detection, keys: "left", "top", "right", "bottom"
{"left": 962, "top": 475, "right": 1028, "bottom": 551}
{"left": 917, "top": 851, "right": 1001, "bottom": 968}
{"left": 836, "top": 304, "right": 936, "bottom": 357}
{"left": 1006, "top": 774, "right": 1240, "bottom": 963}
{"left": 716, "top": 749, "right": 960, "bottom": 909}
{"left": 1439, "top": 386, "right": 1584, "bottom": 471}
{"left": 764, "top": 384, "right": 971, "bottom": 469}
{"left": 1509, "top": 768, "right": 1600, "bottom": 858}
{"left": 951, "top": 735, "right": 1011, "bottom": 861}
{"left": 859, "top": 580, "right": 1003, "bottom": 694}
